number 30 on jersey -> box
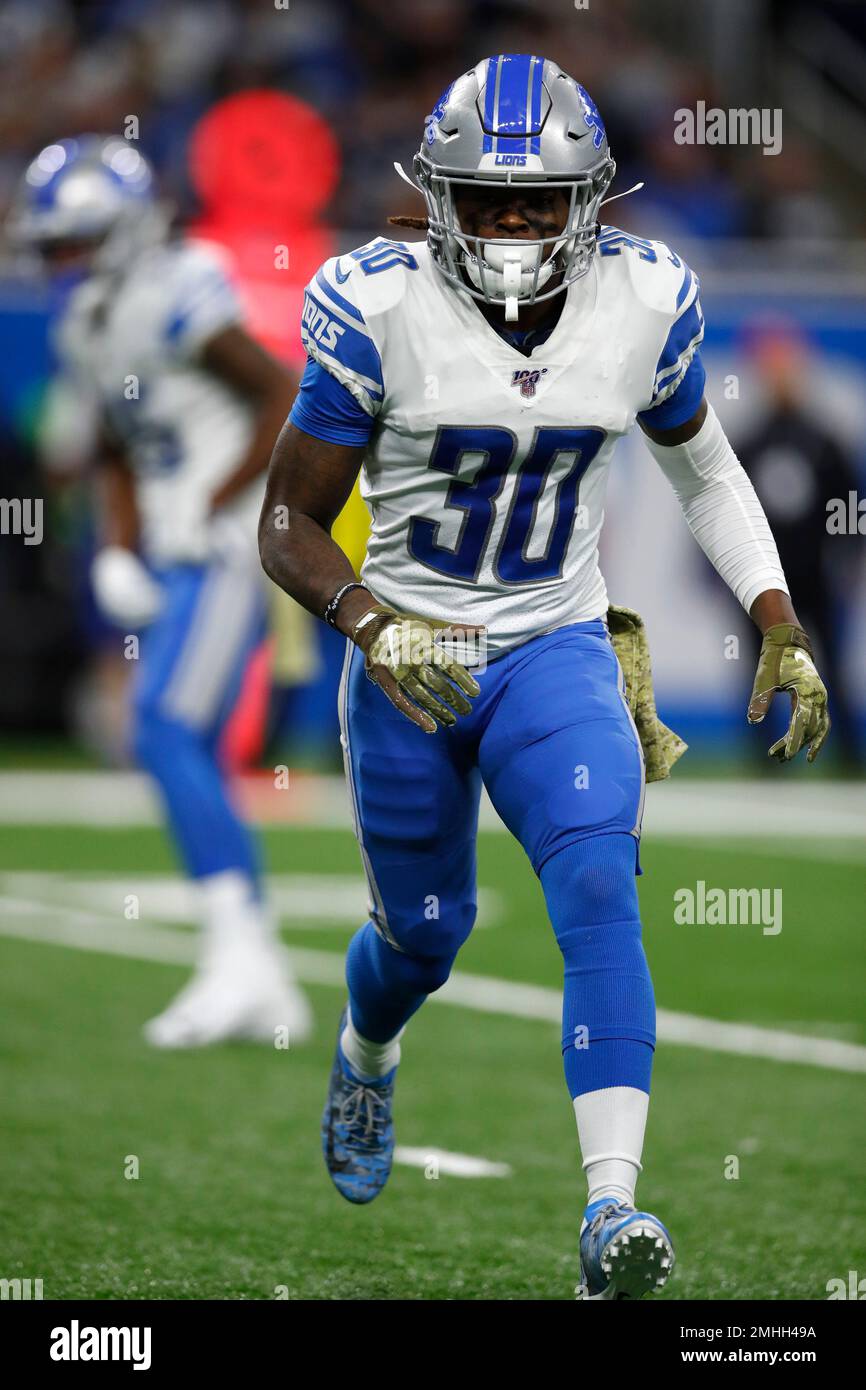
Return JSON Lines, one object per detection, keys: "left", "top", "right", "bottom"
{"left": 408, "top": 426, "right": 605, "bottom": 585}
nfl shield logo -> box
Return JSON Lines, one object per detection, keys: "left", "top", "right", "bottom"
{"left": 511, "top": 368, "right": 548, "bottom": 399}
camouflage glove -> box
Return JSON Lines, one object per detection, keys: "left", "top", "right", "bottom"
{"left": 747, "top": 623, "right": 830, "bottom": 762}
{"left": 607, "top": 604, "right": 687, "bottom": 783}
{"left": 351, "top": 603, "right": 481, "bottom": 734}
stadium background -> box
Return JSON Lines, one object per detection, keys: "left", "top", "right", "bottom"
{"left": 0, "top": 0, "right": 864, "bottom": 1302}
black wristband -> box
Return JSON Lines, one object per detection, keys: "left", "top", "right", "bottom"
{"left": 323, "top": 582, "right": 368, "bottom": 629}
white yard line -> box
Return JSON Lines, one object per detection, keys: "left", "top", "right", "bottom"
{"left": 0, "top": 872, "right": 500, "bottom": 930}
{"left": 668, "top": 837, "right": 866, "bottom": 865}
{"left": 0, "top": 771, "right": 863, "bottom": 839}
{"left": 1, "top": 901, "right": 864, "bottom": 1075}
{"left": 393, "top": 1147, "right": 512, "bottom": 1179}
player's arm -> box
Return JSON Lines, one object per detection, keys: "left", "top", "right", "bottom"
{"left": 640, "top": 393, "right": 830, "bottom": 762}
{"left": 260, "top": 412, "right": 480, "bottom": 734}
{"left": 200, "top": 325, "right": 297, "bottom": 510}
{"left": 259, "top": 421, "right": 374, "bottom": 633}
{"left": 91, "top": 425, "right": 163, "bottom": 627}
{"left": 262, "top": 257, "right": 483, "bottom": 732}
{"left": 95, "top": 427, "right": 139, "bottom": 549}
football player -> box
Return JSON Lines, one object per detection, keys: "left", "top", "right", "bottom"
{"left": 259, "top": 57, "right": 830, "bottom": 1298}
{"left": 11, "top": 137, "right": 312, "bottom": 1048}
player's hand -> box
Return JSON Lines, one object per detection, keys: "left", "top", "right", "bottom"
{"left": 351, "top": 603, "right": 483, "bottom": 733}
{"left": 91, "top": 546, "right": 163, "bottom": 628}
{"left": 747, "top": 623, "right": 830, "bottom": 763}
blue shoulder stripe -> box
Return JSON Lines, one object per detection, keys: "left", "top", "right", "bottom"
{"left": 316, "top": 268, "right": 365, "bottom": 324}
{"left": 302, "top": 285, "right": 383, "bottom": 395}
{"left": 653, "top": 298, "right": 704, "bottom": 393}
{"left": 639, "top": 350, "right": 705, "bottom": 428}
{"left": 675, "top": 264, "right": 695, "bottom": 311}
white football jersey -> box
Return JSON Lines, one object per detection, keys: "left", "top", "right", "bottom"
{"left": 55, "top": 238, "right": 260, "bottom": 564}
{"left": 301, "top": 227, "right": 703, "bottom": 654}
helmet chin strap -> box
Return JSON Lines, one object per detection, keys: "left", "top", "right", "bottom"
{"left": 464, "top": 241, "right": 558, "bottom": 321}
{"left": 500, "top": 246, "right": 524, "bottom": 322}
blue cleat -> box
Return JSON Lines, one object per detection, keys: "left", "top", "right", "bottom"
{"left": 321, "top": 1007, "right": 396, "bottom": 1204}
{"left": 577, "top": 1197, "right": 675, "bottom": 1300}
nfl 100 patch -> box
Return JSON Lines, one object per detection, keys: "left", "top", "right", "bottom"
{"left": 511, "top": 367, "right": 548, "bottom": 399}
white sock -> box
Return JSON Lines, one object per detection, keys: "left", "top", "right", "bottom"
{"left": 340, "top": 1007, "right": 402, "bottom": 1080}
{"left": 199, "top": 870, "right": 274, "bottom": 954}
{"left": 573, "top": 1086, "right": 649, "bottom": 1219}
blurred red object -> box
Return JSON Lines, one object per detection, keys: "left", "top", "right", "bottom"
{"left": 194, "top": 93, "right": 341, "bottom": 769}
{"left": 220, "top": 638, "right": 273, "bottom": 774}
{"left": 188, "top": 89, "right": 340, "bottom": 365}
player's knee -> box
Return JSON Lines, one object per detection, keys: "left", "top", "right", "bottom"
{"left": 387, "top": 895, "right": 476, "bottom": 961}
{"left": 131, "top": 703, "right": 195, "bottom": 776}
{"left": 541, "top": 833, "right": 641, "bottom": 943}
{"left": 395, "top": 949, "right": 454, "bottom": 996}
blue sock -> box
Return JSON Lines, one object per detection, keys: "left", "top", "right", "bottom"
{"left": 345, "top": 920, "right": 455, "bottom": 1044}
{"left": 540, "top": 833, "right": 655, "bottom": 1098}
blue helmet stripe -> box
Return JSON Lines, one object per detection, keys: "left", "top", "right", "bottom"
{"left": 494, "top": 53, "right": 531, "bottom": 154}
{"left": 482, "top": 55, "right": 499, "bottom": 154}
{"left": 529, "top": 55, "right": 544, "bottom": 155}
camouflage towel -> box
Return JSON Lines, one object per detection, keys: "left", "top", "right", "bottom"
{"left": 607, "top": 604, "right": 688, "bottom": 783}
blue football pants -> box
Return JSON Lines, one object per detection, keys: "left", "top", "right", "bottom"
{"left": 340, "top": 619, "right": 656, "bottom": 1099}
{"left": 130, "top": 561, "right": 267, "bottom": 884}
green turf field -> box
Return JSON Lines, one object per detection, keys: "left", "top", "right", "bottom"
{"left": 1, "top": 820, "right": 864, "bottom": 1300}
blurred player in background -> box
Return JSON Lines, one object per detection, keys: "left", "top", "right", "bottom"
{"left": 8, "top": 136, "right": 311, "bottom": 1048}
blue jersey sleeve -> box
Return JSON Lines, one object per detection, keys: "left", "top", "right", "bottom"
{"left": 300, "top": 261, "right": 384, "bottom": 415}
{"left": 289, "top": 357, "right": 376, "bottom": 447}
{"left": 637, "top": 349, "right": 706, "bottom": 431}
{"left": 646, "top": 259, "right": 704, "bottom": 410}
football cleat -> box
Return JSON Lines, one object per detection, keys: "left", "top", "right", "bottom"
{"left": 143, "top": 942, "right": 312, "bottom": 1049}
{"left": 577, "top": 1197, "right": 675, "bottom": 1300}
{"left": 321, "top": 1007, "right": 396, "bottom": 1204}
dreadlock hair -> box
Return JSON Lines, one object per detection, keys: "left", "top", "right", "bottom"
{"left": 387, "top": 215, "right": 428, "bottom": 230}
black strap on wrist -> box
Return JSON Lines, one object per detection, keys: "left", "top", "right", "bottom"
{"left": 323, "top": 582, "right": 368, "bottom": 629}
{"left": 763, "top": 623, "right": 813, "bottom": 656}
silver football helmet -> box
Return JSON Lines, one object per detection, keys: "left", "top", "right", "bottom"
{"left": 409, "top": 55, "right": 616, "bottom": 319}
{"left": 8, "top": 136, "right": 168, "bottom": 277}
